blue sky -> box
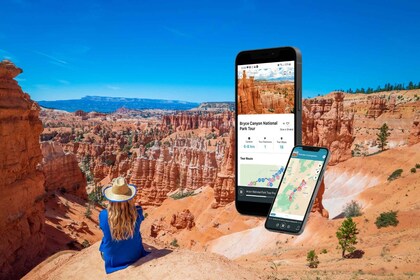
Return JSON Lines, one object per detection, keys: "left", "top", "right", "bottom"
{"left": 0, "top": 0, "right": 419, "bottom": 102}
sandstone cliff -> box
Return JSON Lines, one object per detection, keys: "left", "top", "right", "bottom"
{"left": 130, "top": 137, "right": 220, "bottom": 206}
{"left": 237, "top": 70, "right": 263, "bottom": 114}
{"left": 161, "top": 111, "right": 232, "bottom": 135}
{"left": 40, "top": 141, "right": 87, "bottom": 198}
{"left": 302, "top": 92, "right": 355, "bottom": 165}
{"left": 212, "top": 127, "right": 235, "bottom": 208}
{"left": 237, "top": 70, "right": 294, "bottom": 114}
{"left": 409, "top": 111, "right": 420, "bottom": 145}
{"left": 0, "top": 61, "right": 46, "bottom": 279}
{"left": 366, "top": 95, "right": 388, "bottom": 118}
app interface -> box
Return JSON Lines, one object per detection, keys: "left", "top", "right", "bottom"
{"left": 269, "top": 147, "right": 327, "bottom": 226}
{"left": 237, "top": 61, "right": 295, "bottom": 203}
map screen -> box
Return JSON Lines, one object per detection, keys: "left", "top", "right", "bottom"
{"left": 269, "top": 147, "right": 327, "bottom": 221}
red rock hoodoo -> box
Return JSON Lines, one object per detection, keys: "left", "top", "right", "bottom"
{"left": 0, "top": 61, "right": 46, "bottom": 279}
{"left": 40, "top": 141, "right": 87, "bottom": 198}
{"left": 237, "top": 70, "right": 294, "bottom": 114}
{"left": 237, "top": 70, "right": 263, "bottom": 114}
{"left": 170, "top": 209, "right": 195, "bottom": 230}
{"left": 131, "top": 137, "right": 219, "bottom": 206}
{"left": 302, "top": 92, "right": 355, "bottom": 165}
{"left": 409, "top": 111, "right": 420, "bottom": 145}
{"left": 212, "top": 127, "right": 235, "bottom": 208}
{"left": 161, "top": 111, "right": 232, "bottom": 135}
{"left": 366, "top": 96, "right": 388, "bottom": 118}
{"left": 310, "top": 180, "right": 329, "bottom": 218}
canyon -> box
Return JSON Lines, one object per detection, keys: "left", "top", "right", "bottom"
{"left": 237, "top": 70, "right": 294, "bottom": 114}
{"left": 1, "top": 60, "right": 419, "bottom": 279}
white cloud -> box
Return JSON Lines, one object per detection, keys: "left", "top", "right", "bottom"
{"left": 34, "top": 51, "right": 68, "bottom": 66}
{"left": 106, "top": 85, "right": 121, "bottom": 90}
{"left": 58, "top": 79, "right": 70, "bottom": 85}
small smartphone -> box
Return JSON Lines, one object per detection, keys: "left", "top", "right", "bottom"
{"left": 265, "top": 146, "right": 329, "bottom": 235}
{"left": 235, "top": 47, "right": 302, "bottom": 216}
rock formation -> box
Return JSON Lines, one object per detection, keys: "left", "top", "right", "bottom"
{"left": 237, "top": 71, "right": 294, "bottom": 114}
{"left": 237, "top": 70, "right": 263, "bottom": 114}
{"left": 23, "top": 241, "right": 259, "bottom": 280}
{"left": 302, "top": 92, "right": 355, "bottom": 165}
{"left": 170, "top": 209, "right": 195, "bottom": 230}
{"left": 366, "top": 95, "right": 388, "bottom": 118}
{"left": 310, "top": 180, "right": 329, "bottom": 218}
{"left": 0, "top": 61, "right": 46, "bottom": 279}
{"left": 150, "top": 218, "right": 165, "bottom": 237}
{"left": 161, "top": 111, "right": 232, "bottom": 135}
{"left": 212, "top": 127, "right": 235, "bottom": 208}
{"left": 409, "top": 111, "right": 420, "bottom": 145}
{"left": 40, "top": 141, "right": 87, "bottom": 198}
{"left": 131, "top": 137, "right": 220, "bottom": 206}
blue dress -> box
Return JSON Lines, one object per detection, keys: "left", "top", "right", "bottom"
{"left": 99, "top": 206, "right": 149, "bottom": 274}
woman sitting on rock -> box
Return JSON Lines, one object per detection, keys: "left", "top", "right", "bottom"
{"left": 99, "top": 177, "right": 149, "bottom": 274}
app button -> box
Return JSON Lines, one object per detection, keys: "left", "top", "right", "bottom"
{"left": 286, "top": 225, "right": 291, "bottom": 229}
{"left": 281, "top": 223, "right": 286, "bottom": 228}
{"left": 276, "top": 223, "right": 280, "bottom": 227}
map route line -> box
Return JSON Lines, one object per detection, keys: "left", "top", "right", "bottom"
{"left": 247, "top": 166, "right": 285, "bottom": 187}
{"left": 288, "top": 179, "right": 306, "bottom": 201}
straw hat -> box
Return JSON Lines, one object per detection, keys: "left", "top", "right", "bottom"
{"left": 103, "top": 177, "right": 136, "bottom": 202}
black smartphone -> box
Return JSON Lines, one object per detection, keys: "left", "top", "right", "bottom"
{"left": 235, "top": 47, "right": 302, "bottom": 216}
{"left": 265, "top": 146, "right": 329, "bottom": 235}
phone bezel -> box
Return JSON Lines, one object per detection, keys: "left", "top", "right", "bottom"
{"left": 235, "top": 46, "right": 302, "bottom": 217}
{"left": 264, "top": 145, "right": 330, "bottom": 234}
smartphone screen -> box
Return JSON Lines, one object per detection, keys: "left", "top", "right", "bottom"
{"left": 237, "top": 61, "right": 296, "bottom": 204}
{"left": 265, "top": 146, "right": 329, "bottom": 234}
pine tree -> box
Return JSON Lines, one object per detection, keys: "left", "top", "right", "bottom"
{"left": 336, "top": 217, "right": 359, "bottom": 258}
{"left": 306, "top": 250, "right": 320, "bottom": 268}
{"left": 408, "top": 81, "right": 414, "bottom": 90}
{"left": 377, "top": 123, "right": 390, "bottom": 151}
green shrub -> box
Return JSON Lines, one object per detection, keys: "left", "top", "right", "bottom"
{"left": 170, "top": 238, "right": 179, "bottom": 247}
{"left": 81, "top": 240, "right": 90, "bottom": 248}
{"left": 416, "top": 163, "right": 420, "bottom": 169}
{"left": 85, "top": 203, "right": 92, "bottom": 218}
{"left": 144, "top": 141, "right": 155, "bottom": 149}
{"left": 320, "top": 249, "right": 328, "bottom": 254}
{"left": 343, "top": 200, "right": 363, "bottom": 218}
{"left": 170, "top": 190, "right": 195, "bottom": 200}
{"left": 411, "top": 168, "right": 417, "bottom": 173}
{"left": 88, "top": 186, "right": 106, "bottom": 206}
{"left": 387, "top": 169, "right": 403, "bottom": 181}
{"left": 375, "top": 211, "right": 399, "bottom": 228}
{"left": 306, "top": 250, "right": 319, "bottom": 268}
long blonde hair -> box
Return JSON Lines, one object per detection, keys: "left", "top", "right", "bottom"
{"left": 108, "top": 199, "right": 138, "bottom": 241}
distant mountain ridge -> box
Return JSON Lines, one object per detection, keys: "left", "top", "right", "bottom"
{"left": 37, "top": 95, "right": 200, "bottom": 113}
